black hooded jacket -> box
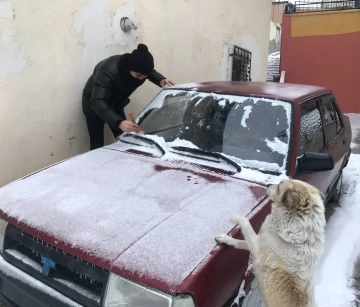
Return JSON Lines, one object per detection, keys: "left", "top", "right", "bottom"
{"left": 82, "top": 54, "right": 165, "bottom": 129}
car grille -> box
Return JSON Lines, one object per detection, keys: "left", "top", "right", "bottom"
{"left": 3, "top": 224, "right": 109, "bottom": 307}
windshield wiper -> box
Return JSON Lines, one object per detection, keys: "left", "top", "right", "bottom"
{"left": 121, "top": 134, "right": 166, "bottom": 155}
{"left": 170, "top": 146, "right": 241, "bottom": 172}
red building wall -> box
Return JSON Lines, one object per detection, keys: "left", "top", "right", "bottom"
{"left": 280, "top": 10, "right": 360, "bottom": 113}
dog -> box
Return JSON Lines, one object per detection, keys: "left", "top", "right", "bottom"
{"left": 215, "top": 179, "right": 326, "bottom": 307}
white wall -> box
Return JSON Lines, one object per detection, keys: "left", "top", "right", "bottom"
{"left": 269, "top": 20, "right": 281, "bottom": 54}
{"left": 0, "top": 0, "right": 271, "bottom": 187}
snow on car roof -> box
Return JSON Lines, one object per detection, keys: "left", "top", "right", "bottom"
{"left": 172, "top": 81, "right": 330, "bottom": 103}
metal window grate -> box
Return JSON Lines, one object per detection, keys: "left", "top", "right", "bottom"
{"left": 285, "top": 0, "right": 360, "bottom": 14}
{"left": 231, "top": 46, "right": 252, "bottom": 82}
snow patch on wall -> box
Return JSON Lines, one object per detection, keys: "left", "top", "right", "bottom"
{"left": 0, "top": 0, "right": 14, "bottom": 20}
{"left": 71, "top": 0, "right": 140, "bottom": 84}
{"left": 220, "top": 34, "right": 261, "bottom": 81}
{"left": 0, "top": 30, "right": 27, "bottom": 78}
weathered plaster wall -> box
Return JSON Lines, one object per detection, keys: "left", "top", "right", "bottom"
{"left": 269, "top": 21, "right": 281, "bottom": 54}
{"left": 0, "top": 0, "right": 14, "bottom": 20}
{"left": 0, "top": 0, "right": 271, "bottom": 187}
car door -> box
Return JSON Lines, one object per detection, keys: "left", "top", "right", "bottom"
{"left": 319, "top": 94, "right": 347, "bottom": 193}
{"left": 294, "top": 98, "right": 330, "bottom": 195}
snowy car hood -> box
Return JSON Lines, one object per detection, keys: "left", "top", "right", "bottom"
{"left": 0, "top": 148, "right": 267, "bottom": 293}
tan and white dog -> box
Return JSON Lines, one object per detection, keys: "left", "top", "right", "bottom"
{"left": 215, "top": 179, "right": 326, "bottom": 307}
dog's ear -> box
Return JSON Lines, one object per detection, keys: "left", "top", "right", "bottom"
{"left": 308, "top": 185, "right": 325, "bottom": 202}
{"left": 282, "top": 189, "right": 300, "bottom": 211}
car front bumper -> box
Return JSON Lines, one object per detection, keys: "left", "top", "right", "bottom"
{"left": 0, "top": 256, "right": 80, "bottom": 307}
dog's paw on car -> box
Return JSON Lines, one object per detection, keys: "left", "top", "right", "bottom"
{"left": 215, "top": 234, "right": 230, "bottom": 244}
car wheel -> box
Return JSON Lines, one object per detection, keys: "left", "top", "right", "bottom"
{"left": 225, "top": 278, "right": 263, "bottom": 307}
{"left": 329, "top": 171, "right": 343, "bottom": 204}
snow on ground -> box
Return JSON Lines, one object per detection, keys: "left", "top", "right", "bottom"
{"left": 348, "top": 113, "right": 360, "bottom": 154}
{"left": 315, "top": 154, "right": 360, "bottom": 306}
{"left": 315, "top": 114, "right": 360, "bottom": 306}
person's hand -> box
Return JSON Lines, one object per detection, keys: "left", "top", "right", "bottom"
{"left": 160, "top": 79, "right": 175, "bottom": 88}
{"left": 119, "top": 120, "right": 141, "bottom": 133}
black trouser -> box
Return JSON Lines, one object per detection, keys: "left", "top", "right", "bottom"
{"left": 84, "top": 111, "right": 123, "bottom": 150}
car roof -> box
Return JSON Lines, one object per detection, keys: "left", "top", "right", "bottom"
{"left": 169, "top": 81, "right": 331, "bottom": 104}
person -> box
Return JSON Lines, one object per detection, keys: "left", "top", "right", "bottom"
{"left": 82, "top": 43, "right": 175, "bottom": 150}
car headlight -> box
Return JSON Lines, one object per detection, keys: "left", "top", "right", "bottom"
{"left": 104, "top": 273, "right": 195, "bottom": 307}
{"left": 0, "top": 218, "right": 8, "bottom": 252}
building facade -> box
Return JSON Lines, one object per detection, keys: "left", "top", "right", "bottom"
{"left": 281, "top": 1, "right": 360, "bottom": 112}
{"left": 0, "top": 0, "right": 272, "bottom": 187}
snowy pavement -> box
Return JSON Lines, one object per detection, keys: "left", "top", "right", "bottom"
{"left": 315, "top": 114, "right": 360, "bottom": 307}
{"left": 354, "top": 257, "right": 360, "bottom": 305}
{"left": 349, "top": 113, "right": 360, "bottom": 154}
{"left": 315, "top": 154, "right": 360, "bottom": 306}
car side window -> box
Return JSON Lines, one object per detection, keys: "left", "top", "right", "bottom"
{"left": 321, "top": 95, "right": 343, "bottom": 143}
{"left": 298, "top": 100, "right": 325, "bottom": 156}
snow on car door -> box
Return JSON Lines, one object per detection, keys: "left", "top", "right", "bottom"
{"left": 319, "top": 94, "right": 347, "bottom": 193}
{"left": 294, "top": 98, "right": 330, "bottom": 195}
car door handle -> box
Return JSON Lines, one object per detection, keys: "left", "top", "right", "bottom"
{"left": 342, "top": 137, "right": 347, "bottom": 145}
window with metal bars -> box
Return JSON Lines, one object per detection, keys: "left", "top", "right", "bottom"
{"left": 285, "top": 1, "right": 360, "bottom": 14}
{"left": 231, "top": 45, "right": 252, "bottom": 82}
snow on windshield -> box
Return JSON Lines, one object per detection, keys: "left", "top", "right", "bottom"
{"left": 166, "top": 137, "right": 200, "bottom": 149}
{"left": 241, "top": 105, "right": 252, "bottom": 128}
{"left": 136, "top": 89, "right": 292, "bottom": 173}
{"left": 265, "top": 137, "right": 288, "bottom": 156}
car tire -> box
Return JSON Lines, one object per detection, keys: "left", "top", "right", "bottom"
{"left": 329, "top": 171, "right": 343, "bottom": 204}
{"left": 224, "top": 278, "right": 263, "bottom": 307}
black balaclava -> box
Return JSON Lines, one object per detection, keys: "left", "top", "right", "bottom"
{"left": 122, "top": 43, "right": 154, "bottom": 88}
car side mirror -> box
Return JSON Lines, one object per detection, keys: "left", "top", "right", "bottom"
{"left": 296, "top": 152, "right": 334, "bottom": 174}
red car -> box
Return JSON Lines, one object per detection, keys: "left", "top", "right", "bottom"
{"left": 0, "top": 82, "right": 351, "bottom": 307}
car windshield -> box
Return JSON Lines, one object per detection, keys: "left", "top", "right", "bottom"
{"left": 136, "top": 89, "right": 292, "bottom": 173}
